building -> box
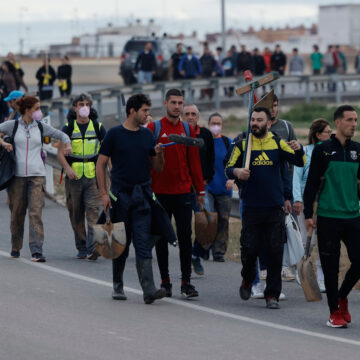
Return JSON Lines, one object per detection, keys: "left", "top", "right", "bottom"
{"left": 319, "top": 4, "right": 360, "bottom": 47}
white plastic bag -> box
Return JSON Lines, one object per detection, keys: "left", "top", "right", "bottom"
{"left": 283, "top": 214, "right": 304, "bottom": 267}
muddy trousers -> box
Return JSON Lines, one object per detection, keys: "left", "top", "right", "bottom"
{"left": 317, "top": 216, "right": 360, "bottom": 313}
{"left": 65, "top": 177, "right": 99, "bottom": 254}
{"left": 8, "top": 176, "right": 46, "bottom": 255}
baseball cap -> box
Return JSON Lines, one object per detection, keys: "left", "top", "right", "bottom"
{"left": 4, "top": 90, "right": 24, "bottom": 102}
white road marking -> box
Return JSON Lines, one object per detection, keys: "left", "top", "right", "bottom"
{"left": 1, "top": 250, "right": 359, "bottom": 347}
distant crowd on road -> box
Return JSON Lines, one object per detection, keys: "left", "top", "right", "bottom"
{"left": 0, "top": 52, "right": 73, "bottom": 122}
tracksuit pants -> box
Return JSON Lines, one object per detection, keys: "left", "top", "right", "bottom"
{"left": 317, "top": 216, "right": 360, "bottom": 313}
{"left": 155, "top": 193, "right": 193, "bottom": 283}
{"left": 240, "top": 207, "right": 286, "bottom": 299}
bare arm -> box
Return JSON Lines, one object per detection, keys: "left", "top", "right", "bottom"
{"left": 96, "top": 154, "right": 112, "bottom": 210}
{"left": 150, "top": 143, "right": 164, "bottom": 173}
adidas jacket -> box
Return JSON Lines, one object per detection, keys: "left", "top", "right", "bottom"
{"left": 225, "top": 132, "right": 305, "bottom": 208}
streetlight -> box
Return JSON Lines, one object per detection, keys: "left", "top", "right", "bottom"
{"left": 221, "top": 0, "right": 226, "bottom": 52}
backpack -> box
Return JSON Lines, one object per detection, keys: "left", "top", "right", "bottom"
{"left": 11, "top": 119, "right": 45, "bottom": 146}
{"left": 153, "top": 119, "right": 190, "bottom": 142}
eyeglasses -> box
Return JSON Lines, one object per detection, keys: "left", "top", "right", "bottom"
{"left": 322, "top": 130, "right": 332, "bottom": 134}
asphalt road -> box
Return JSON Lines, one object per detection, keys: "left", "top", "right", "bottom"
{"left": 0, "top": 192, "right": 360, "bottom": 360}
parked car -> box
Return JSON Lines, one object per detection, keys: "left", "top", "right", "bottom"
{"left": 119, "top": 36, "right": 178, "bottom": 83}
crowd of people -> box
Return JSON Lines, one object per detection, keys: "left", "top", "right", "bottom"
{"left": 0, "top": 53, "right": 73, "bottom": 122}
{"left": 0, "top": 85, "right": 359, "bottom": 329}
{"left": 130, "top": 42, "right": 353, "bottom": 96}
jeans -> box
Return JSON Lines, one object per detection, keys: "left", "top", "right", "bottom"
{"left": 138, "top": 71, "right": 153, "bottom": 84}
{"left": 155, "top": 193, "right": 193, "bottom": 283}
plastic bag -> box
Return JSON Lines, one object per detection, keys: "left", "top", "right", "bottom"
{"left": 194, "top": 209, "right": 218, "bottom": 250}
{"left": 283, "top": 214, "right": 304, "bottom": 267}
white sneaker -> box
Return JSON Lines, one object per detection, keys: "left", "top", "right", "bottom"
{"left": 318, "top": 279, "right": 326, "bottom": 293}
{"left": 251, "top": 283, "right": 264, "bottom": 299}
{"left": 281, "top": 266, "right": 295, "bottom": 281}
{"left": 259, "top": 270, "right": 267, "bottom": 280}
{"left": 279, "top": 292, "right": 286, "bottom": 301}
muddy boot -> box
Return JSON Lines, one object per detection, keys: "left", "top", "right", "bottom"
{"left": 136, "top": 259, "right": 166, "bottom": 304}
{"left": 112, "top": 256, "right": 127, "bottom": 300}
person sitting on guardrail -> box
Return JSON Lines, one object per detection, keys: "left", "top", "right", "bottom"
{"left": 57, "top": 93, "right": 106, "bottom": 260}
{"left": 0, "top": 96, "right": 71, "bottom": 262}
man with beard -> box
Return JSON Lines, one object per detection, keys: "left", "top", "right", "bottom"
{"left": 147, "top": 89, "right": 205, "bottom": 298}
{"left": 225, "top": 107, "right": 305, "bottom": 309}
{"left": 304, "top": 105, "right": 360, "bottom": 328}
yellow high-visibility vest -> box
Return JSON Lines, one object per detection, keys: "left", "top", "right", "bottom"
{"left": 68, "top": 120, "right": 101, "bottom": 179}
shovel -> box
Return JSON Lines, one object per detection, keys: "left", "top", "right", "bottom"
{"left": 297, "top": 227, "right": 322, "bottom": 302}
{"left": 94, "top": 208, "right": 126, "bottom": 259}
{"left": 297, "top": 183, "right": 323, "bottom": 302}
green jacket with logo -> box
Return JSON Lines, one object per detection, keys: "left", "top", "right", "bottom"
{"left": 303, "top": 135, "right": 360, "bottom": 219}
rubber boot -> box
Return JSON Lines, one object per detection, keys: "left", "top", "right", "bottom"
{"left": 136, "top": 259, "right": 166, "bottom": 304}
{"left": 112, "top": 256, "right": 127, "bottom": 300}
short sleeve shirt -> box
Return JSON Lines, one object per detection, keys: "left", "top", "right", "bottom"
{"left": 99, "top": 125, "right": 156, "bottom": 187}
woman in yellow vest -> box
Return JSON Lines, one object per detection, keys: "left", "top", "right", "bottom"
{"left": 57, "top": 93, "right": 106, "bottom": 260}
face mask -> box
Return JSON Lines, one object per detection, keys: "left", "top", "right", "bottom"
{"left": 209, "top": 124, "right": 222, "bottom": 136}
{"left": 79, "top": 106, "right": 90, "bottom": 118}
{"left": 31, "top": 109, "right": 43, "bottom": 121}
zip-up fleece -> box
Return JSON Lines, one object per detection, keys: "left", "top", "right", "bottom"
{"left": 303, "top": 135, "right": 360, "bottom": 219}
{"left": 0, "top": 119, "right": 70, "bottom": 177}
{"left": 225, "top": 131, "right": 305, "bottom": 208}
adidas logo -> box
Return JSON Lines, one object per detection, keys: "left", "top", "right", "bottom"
{"left": 252, "top": 152, "right": 273, "bottom": 166}
{"left": 161, "top": 133, "right": 168, "bottom": 138}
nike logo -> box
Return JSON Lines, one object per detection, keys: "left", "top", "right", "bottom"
{"left": 331, "top": 151, "right": 336, "bottom": 155}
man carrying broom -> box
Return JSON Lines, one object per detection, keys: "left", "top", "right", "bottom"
{"left": 225, "top": 106, "right": 305, "bottom": 309}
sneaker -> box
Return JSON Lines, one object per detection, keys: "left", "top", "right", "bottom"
{"left": 192, "top": 258, "right": 204, "bottom": 275}
{"left": 259, "top": 270, "right": 267, "bottom": 280}
{"left": 31, "top": 253, "right": 46, "bottom": 262}
{"left": 181, "top": 282, "right": 199, "bottom": 298}
{"left": 10, "top": 250, "right": 20, "bottom": 258}
{"left": 239, "top": 280, "right": 252, "bottom": 300}
{"left": 279, "top": 292, "right": 286, "bottom": 301}
{"left": 327, "top": 310, "right": 347, "bottom": 328}
{"left": 76, "top": 252, "right": 87, "bottom": 259}
{"left": 87, "top": 251, "right": 99, "bottom": 261}
{"left": 213, "top": 255, "right": 225, "bottom": 262}
{"left": 251, "top": 282, "right": 264, "bottom": 299}
{"left": 318, "top": 279, "right": 326, "bottom": 293}
{"left": 281, "top": 266, "right": 295, "bottom": 281}
{"left": 161, "top": 280, "right": 172, "bottom": 297}
{"left": 339, "top": 298, "right": 351, "bottom": 323}
{"left": 266, "top": 297, "right": 280, "bottom": 309}
{"left": 295, "top": 269, "right": 301, "bottom": 286}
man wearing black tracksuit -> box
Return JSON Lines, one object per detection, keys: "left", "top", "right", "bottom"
{"left": 304, "top": 105, "right": 360, "bottom": 328}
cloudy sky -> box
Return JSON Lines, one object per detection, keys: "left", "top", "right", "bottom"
{"left": 0, "top": 0, "right": 358, "bottom": 54}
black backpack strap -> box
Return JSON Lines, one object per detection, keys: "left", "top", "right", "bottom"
{"left": 36, "top": 120, "right": 44, "bottom": 146}
{"left": 92, "top": 120, "right": 102, "bottom": 141}
{"left": 221, "top": 135, "right": 230, "bottom": 150}
{"left": 11, "top": 120, "right": 19, "bottom": 142}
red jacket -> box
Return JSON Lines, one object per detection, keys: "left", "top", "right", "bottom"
{"left": 148, "top": 117, "right": 205, "bottom": 195}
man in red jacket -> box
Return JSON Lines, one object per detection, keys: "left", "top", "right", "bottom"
{"left": 148, "top": 88, "right": 205, "bottom": 298}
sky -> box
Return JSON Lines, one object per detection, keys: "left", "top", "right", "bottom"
{"left": 0, "top": 0, "right": 359, "bottom": 55}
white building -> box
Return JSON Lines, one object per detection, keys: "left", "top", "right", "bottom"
{"left": 319, "top": 4, "right": 360, "bottom": 47}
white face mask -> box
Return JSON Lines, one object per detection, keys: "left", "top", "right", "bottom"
{"left": 209, "top": 124, "right": 222, "bottom": 136}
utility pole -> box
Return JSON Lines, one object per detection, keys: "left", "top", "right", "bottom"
{"left": 221, "top": 0, "right": 226, "bottom": 52}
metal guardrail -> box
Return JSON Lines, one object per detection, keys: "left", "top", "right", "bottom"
{"left": 41, "top": 73, "right": 360, "bottom": 129}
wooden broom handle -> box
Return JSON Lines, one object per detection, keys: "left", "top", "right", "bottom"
{"left": 244, "top": 133, "right": 252, "bottom": 170}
